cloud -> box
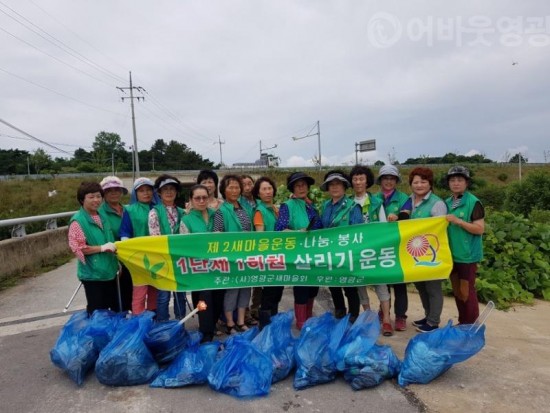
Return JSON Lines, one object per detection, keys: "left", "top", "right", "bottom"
{"left": 1, "top": 1, "right": 549, "bottom": 166}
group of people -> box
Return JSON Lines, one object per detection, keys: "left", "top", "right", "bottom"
{"left": 68, "top": 164, "right": 485, "bottom": 342}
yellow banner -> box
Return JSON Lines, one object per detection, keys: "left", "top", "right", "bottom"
{"left": 116, "top": 216, "right": 452, "bottom": 291}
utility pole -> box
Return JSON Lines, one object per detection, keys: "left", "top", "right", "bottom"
{"left": 117, "top": 71, "right": 144, "bottom": 177}
{"left": 214, "top": 135, "right": 225, "bottom": 167}
{"left": 111, "top": 152, "right": 115, "bottom": 175}
{"left": 259, "top": 140, "right": 277, "bottom": 157}
{"left": 27, "top": 155, "right": 30, "bottom": 176}
{"left": 292, "top": 120, "right": 321, "bottom": 170}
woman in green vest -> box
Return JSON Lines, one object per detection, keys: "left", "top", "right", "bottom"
{"left": 252, "top": 176, "right": 281, "bottom": 328}
{"left": 68, "top": 181, "right": 119, "bottom": 315}
{"left": 320, "top": 170, "right": 363, "bottom": 323}
{"left": 350, "top": 165, "right": 393, "bottom": 337}
{"left": 375, "top": 165, "right": 411, "bottom": 332}
{"left": 275, "top": 172, "right": 323, "bottom": 330}
{"left": 98, "top": 176, "right": 132, "bottom": 312}
{"left": 119, "top": 177, "right": 159, "bottom": 315}
{"left": 213, "top": 174, "right": 253, "bottom": 334}
{"left": 182, "top": 184, "right": 220, "bottom": 342}
{"left": 401, "top": 167, "right": 448, "bottom": 333}
{"left": 148, "top": 174, "right": 187, "bottom": 322}
{"left": 445, "top": 166, "right": 485, "bottom": 325}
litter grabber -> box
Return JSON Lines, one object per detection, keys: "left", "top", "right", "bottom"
{"left": 63, "top": 282, "right": 83, "bottom": 313}
{"left": 178, "top": 300, "right": 207, "bottom": 325}
{"left": 469, "top": 300, "right": 495, "bottom": 333}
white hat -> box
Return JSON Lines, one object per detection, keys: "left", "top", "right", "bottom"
{"left": 376, "top": 165, "right": 401, "bottom": 185}
{"left": 100, "top": 176, "right": 128, "bottom": 194}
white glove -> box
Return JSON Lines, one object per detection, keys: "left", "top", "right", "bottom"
{"left": 100, "top": 242, "right": 117, "bottom": 253}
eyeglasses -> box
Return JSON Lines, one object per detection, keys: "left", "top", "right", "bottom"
{"left": 192, "top": 196, "right": 208, "bottom": 201}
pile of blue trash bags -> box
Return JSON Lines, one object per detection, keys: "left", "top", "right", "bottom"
{"left": 50, "top": 308, "right": 486, "bottom": 397}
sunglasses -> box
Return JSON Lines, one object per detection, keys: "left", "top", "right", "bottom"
{"left": 192, "top": 196, "right": 208, "bottom": 201}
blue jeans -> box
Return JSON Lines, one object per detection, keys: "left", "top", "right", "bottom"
{"left": 156, "top": 291, "right": 187, "bottom": 321}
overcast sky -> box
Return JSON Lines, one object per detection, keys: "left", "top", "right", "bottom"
{"left": 1, "top": 0, "right": 549, "bottom": 167}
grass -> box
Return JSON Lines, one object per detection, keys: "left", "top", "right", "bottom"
{"left": 0, "top": 251, "right": 74, "bottom": 292}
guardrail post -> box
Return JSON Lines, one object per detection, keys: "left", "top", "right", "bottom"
{"left": 11, "top": 224, "right": 26, "bottom": 238}
{"left": 46, "top": 218, "right": 58, "bottom": 231}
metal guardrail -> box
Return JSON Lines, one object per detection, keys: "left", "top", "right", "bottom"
{"left": 0, "top": 211, "right": 76, "bottom": 238}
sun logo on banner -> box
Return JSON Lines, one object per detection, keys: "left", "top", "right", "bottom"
{"left": 406, "top": 234, "right": 441, "bottom": 267}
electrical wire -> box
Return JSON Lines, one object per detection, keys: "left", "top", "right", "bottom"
{"left": 0, "top": 66, "right": 126, "bottom": 117}
{"left": 0, "top": 1, "right": 125, "bottom": 85}
{"left": 0, "top": 117, "right": 72, "bottom": 155}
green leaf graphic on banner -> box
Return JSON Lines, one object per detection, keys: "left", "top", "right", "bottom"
{"left": 149, "top": 262, "right": 165, "bottom": 279}
{"left": 142, "top": 254, "right": 163, "bottom": 280}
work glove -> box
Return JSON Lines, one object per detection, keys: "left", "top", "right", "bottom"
{"left": 100, "top": 242, "right": 117, "bottom": 253}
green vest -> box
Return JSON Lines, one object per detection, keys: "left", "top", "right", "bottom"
{"left": 70, "top": 208, "right": 118, "bottom": 281}
{"left": 321, "top": 197, "right": 356, "bottom": 228}
{"left": 445, "top": 191, "right": 484, "bottom": 263}
{"left": 238, "top": 195, "right": 256, "bottom": 220}
{"left": 182, "top": 208, "right": 214, "bottom": 233}
{"left": 411, "top": 192, "right": 444, "bottom": 219}
{"left": 376, "top": 190, "right": 409, "bottom": 216}
{"left": 254, "top": 200, "right": 278, "bottom": 231}
{"left": 154, "top": 204, "right": 185, "bottom": 235}
{"left": 126, "top": 202, "right": 151, "bottom": 237}
{"left": 353, "top": 193, "right": 384, "bottom": 223}
{"left": 98, "top": 202, "right": 124, "bottom": 241}
{"left": 284, "top": 198, "right": 311, "bottom": 230}
{"left": 218, "top": 202, "right": 244, "bottom": 232}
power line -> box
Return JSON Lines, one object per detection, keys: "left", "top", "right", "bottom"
{"left": 0, "top": 117, "right": 72, "bottom": 155}
{"left": 0, "top": 66, "right": 127, "bottom": 117}
{"left": 27, "top": 0, "right": 130, "bottom": 77}
{"left": 0, "top": 1, "right": 124, "bottom": 85}
{"left": 0, "top": 24, "right": 116, "bottom": 88}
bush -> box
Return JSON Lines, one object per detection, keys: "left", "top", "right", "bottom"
{"left": 475, "top": 185, "right": 504, "bottom": 211}
{"left": 476, "top": 211, "right": 550, "bottom": 309}
{"left": 529, "top": 208, "right": 550, "bottom": 224}
{"left": 497, "top": 173, "right": 508, "bottom": 182}
{"left": 504, "top": 170, "right": 550, "bottom": 216}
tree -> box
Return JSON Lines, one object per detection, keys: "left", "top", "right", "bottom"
{"left": 0, "top": 149, "right": 29, "bottom": 174}
{"left": 509, "top": 153, "right": 528, "bottom": 163}
{"left": 31, "top": 148, "right": 52, "bottom": 175}
{"left": 374, "top": 160, "right": 385, "bottom": 166}
{"left": 92, "top": 131, "right": 126, "bottom": 170}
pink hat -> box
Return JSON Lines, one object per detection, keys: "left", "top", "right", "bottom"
{"left": 99, "top": 176, "right": 128, "bottom": 194}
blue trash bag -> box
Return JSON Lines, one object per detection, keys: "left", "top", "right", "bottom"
{"left": 252, "top": 311, "right": 296, "bottom": 383}
{"left": 144, "top": 320, "right": 201, "bottom": 364}
{"left": 217, "top": 326, "right": 259, "bottom": 360}
{"left": 208, "top": 337, "right": 273, "bottom": 398}
{"left": 343, "top": 344, "right": 402, "bottom": 390}
{"left": 150, "top": 341, "right": 220, "bottom": 388}
{"left": 50, "top": 310, "right": 97, "bottom": 386}
{"left": 87, "top": 309, "right": 126, "bottom": 352}
{"left": 294, "top": 312, "right": 350, "bottom": 390}
{"left": 336, "top": 310, "right": 380, "bottom": 371}
{"left": 398, "top": 320, "right": 486, "bottom": 387}
{"left": 95, "top": 311, "right": 159, "bottom": 386}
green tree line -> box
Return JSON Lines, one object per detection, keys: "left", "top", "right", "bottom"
{"left": 0, "top": 131, "right": 215, "bottom": 175}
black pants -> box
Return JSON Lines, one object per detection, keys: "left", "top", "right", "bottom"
{"left": 293, "top": 286, "right": 319, "bottom": 305}
{"left": 388, "top": 283, "right": 408, "bottom": 318}
{"left": 82, "top": 278, "right": 118, "bottom": 315}
{"left": 192, "top": 289, "right": 225, "bottom": 339}
{"left": 260, "top": 286, "right": 284, "bottom": 315}
{"left": 117, "top": 264, "right": 133, "bottom": 312}
{"left": 329, "top": 286, "right": 360, "bottom": 317}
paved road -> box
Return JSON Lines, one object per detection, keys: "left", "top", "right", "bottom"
{"left": 0, "top": 260, "right": 422, "bottom": 413}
